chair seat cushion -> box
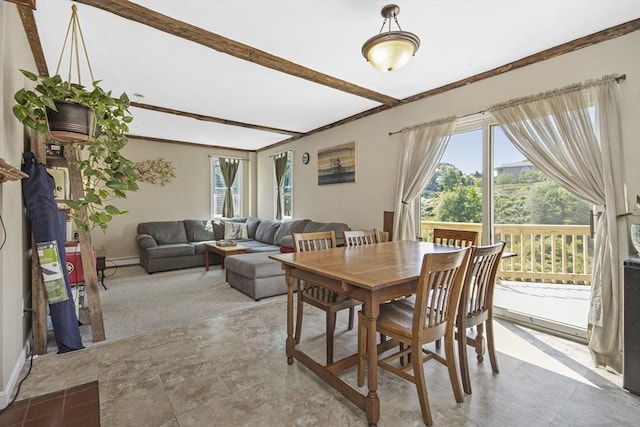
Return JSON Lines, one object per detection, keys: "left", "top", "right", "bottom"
{"left": 146, "top": 244, "right": 195, "bottom": 259}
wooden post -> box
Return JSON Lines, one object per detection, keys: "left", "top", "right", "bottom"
{"left": 65, "top": 144, "right": 105, "bottom": 342}
{"left": 383, "top": 211, "right": 394, "bottom": 242}
{"left": 30, "top": 133, "right": 48, "bottom": 355}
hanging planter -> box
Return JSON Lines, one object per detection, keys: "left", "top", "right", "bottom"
{"left": 45, "top": 100, "right": 96, "bottom": 144}
{"left": 11, "top": 5, "right": 138, "bottom": 232}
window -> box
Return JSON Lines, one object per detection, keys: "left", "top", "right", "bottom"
{"left": 273, "top": 151, "right": 293, "bottom": 219}
{"left": 211, "top": 157, "right": 242, "bottom": 218}
{"left": 282, "top": 153, "right": 293, "bottom": 219}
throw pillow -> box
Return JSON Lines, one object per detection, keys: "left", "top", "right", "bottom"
{"left": 224, "top": 222, "right": 248, "bottom": 240}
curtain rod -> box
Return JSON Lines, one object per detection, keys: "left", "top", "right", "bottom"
{"left": 268, "top": 149, "right": 292, "bottom": 158}
{"left": 388, "top": 111, "right": 484, "bottom": 136}
{"left": 207, "top": 155, "right": 249, "bottom": 161}
{"left": 388, "top": 73, "right": 627, "bottom": 136}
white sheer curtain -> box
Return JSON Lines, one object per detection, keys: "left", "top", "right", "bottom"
{"left": 393, "top": 117, "right": 456, "bottom": 241}
{"left": 489, "top": 75, "right": 627, "bottom": 371}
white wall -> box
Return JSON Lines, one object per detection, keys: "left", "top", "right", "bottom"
{"left": 0, "top": 2, "right": 34, "bottom": 408}
{"left": 257, "top": 32, "right": 640, "bottom": 239}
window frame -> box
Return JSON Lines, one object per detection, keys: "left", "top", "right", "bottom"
{"left": 210, "top": 156, "right": 243, "bottom": 218}
{"left": 280, "top": 151, "right": 293, "bottom": 220}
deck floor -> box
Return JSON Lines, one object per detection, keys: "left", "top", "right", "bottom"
{"left": 494, "top": 280, "right": 590, "bottom": 333}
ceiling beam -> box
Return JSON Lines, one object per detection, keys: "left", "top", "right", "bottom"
{"left": 5, "top": 0, "right": 35, "bottom": 8}
{"left": 260, "top": 18, "right": 640, "bottom": 152}
{"left": 74, "top": 0, "right": 400, "bottom": 106}
{"left": 130, "top": 102, "right": 303, "bottom": 137}
{"left": 15, "top": 2, "right": 48, "bottom": 76}
{"left": 127, "top": 134, "right": 255, "bottom": 153}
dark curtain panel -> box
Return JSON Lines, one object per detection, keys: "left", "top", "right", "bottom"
{"left": 219, "top": 157, "right": 239, "bottom": 218}
{"left": 274, "top": 153, "right": 288, "bottom": 220}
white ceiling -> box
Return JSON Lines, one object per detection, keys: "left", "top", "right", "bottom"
{"left": 31, "top": 0, "right": 640, "bottom": 151}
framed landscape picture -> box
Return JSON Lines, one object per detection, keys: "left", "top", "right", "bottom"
{"left": 317, "top": 142, "right": 356, "bottom": 185}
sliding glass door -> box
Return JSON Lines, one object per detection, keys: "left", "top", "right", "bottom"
{"left": 419, "top": 115, "right": 592, "bottom": 340}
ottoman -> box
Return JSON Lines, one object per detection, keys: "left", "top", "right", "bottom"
{"left": 225, "top": 252, "right": 287, "bottom": 300}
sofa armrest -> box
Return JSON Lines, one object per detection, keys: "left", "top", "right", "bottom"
{"left": 136, "top": 233, "right": 158, "bottom": 250}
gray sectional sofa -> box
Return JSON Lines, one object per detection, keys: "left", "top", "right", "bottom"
{"left": 136, "top": 218, "right": 350, "bottom": 280}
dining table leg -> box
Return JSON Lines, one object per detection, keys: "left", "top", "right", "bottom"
{"left": 364, "top": 297, "right": 380, "bottom": 426}
{"left": 285, "top": 270, "right": 295, "bottom": 365}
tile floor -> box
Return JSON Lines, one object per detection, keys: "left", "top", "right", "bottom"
{"left": 6, "top": 291, "right": 640, "bottom": 426}
{"left": 0, "top": 381, "right": 99, "bottom": 426}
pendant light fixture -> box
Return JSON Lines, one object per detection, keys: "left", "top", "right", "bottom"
{"left": 361, "top": 4, "right": 420, "bottom": 72}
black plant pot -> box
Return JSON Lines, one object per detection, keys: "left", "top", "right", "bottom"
{"left": 45, "top": 100, "right": 96, "bottom": 144}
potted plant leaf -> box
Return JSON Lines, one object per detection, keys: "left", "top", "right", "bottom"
{"left": 13, "top": 69, "right": 139, "bottom": 232}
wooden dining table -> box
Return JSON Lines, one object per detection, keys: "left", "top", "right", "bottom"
{"left": 269, "top": 240, "right": 460, "bottom": 426}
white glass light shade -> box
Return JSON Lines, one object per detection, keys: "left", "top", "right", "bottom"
{"left": 362, "top": 31, "right": 420, "bottom": 72}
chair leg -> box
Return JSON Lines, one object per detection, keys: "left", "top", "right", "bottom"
{"left": 475, "top": 323, "right": 486, "bottom": 363}
{"left": 326, "top": 311, "right": 337, "bottom": 364}
{"left": 357, "top": 312, "right": 366, "bottom": 387}
{"left": 435, "top": 338, "right": 442, "bottom": 350}
{"left": 411, "top": 344, "right": 433, "bottom": 426}
{"left": 347, "top": 306, "right": 354, "bottom": 331}
{"left": 486, "top": 318, "right": 499, "bottom": 374}
{"left": 294, "top": 282, "right": 304, "bottom": 344}
{"left": 444, "top": 332, "right": 464, "bottom": 403}
{"left": 458, "top": 326, "right": 472, "bottom": 395}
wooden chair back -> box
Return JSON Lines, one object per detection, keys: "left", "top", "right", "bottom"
{"left": 343, "top": 229, "right": 378, "bottom": 247}
{"left": 462, "top": 242, "right": 506, "bottom": 323}
{"left": 414, "top": 247, "right": 470, "bottom": 343}
{"left": 293, "top": 231, "right": 336, "bottom": 252}
{"left": 433, "top": 228, "right": 478, "bottom": 248}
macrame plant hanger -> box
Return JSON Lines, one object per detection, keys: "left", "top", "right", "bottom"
{"left": 55, "top": 4, "right": 95, "bottom": 87}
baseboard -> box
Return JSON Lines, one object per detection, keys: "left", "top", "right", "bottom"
{"left": 0, "top": 337, "right": 30, "bottom": 410}
{"left": 104, "top": 256, "right": 139, "bottom": 267}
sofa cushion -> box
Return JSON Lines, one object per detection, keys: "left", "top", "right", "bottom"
{"left": 212, "top": 219, "right": 225, "bottom": 240}
{"left": 273, "top": 219, "right": 310, "bottom": 246}
{"left": 146, "top": 243, "right": 195, "bottom": 259}
{"left": 184, "top": 219, "right": 217, "bottom": 242}
{"left": 302, "top": 221, "right": 325, "bottom": 233}
{"left": 302, "top": 221, "right": 351, "bottom": 246}
{"left": 279, "top": 235, "right": 294, "bottom": 249}
{"left": 254, "top": 219, "right": 281, "bottom": 245}
{"left": 224, "top": 222, "right": 249, "bottom": 240}
{"left": 245, "top": 217, "right": 261, "bottom": 238}
{"left": 137, "top": 221, "right": 188, "bottom": 245}
{"left": 235, "top": 239, "right": 280, "bottom": 252}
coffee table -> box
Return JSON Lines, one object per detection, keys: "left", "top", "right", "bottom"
{"left": 205, "top": 242, "right": 249, "bottom": 271}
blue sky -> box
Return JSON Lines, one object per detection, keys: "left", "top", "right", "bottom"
{"left": 440, "top": 128, "right": 526, "bottom": 174}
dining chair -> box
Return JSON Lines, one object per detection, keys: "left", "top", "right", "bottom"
{"left": 357, "top": 247, "right": 470, "bottom": 426}
{"left": 431, "top": 228, "right": 478, "bottom": 350}
{"left": 343, "top": 229, "right": 378, "bottom": 246}
{"left": 457, "top": 241, "right": 505, "bottom": 394}
{"left": 293, "top": 231, "right": 361, "bottom": 364}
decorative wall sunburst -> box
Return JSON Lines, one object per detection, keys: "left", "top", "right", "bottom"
{"left": 133, "top": 158, "right": 176, "bottom": 185}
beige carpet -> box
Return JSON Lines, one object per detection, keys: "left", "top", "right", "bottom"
{"left": 50, "top": 265, "right": 286, "bottom": 352}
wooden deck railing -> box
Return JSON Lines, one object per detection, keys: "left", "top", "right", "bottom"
{"left": 421, "top": 221, "right": 592, "bottom": 285}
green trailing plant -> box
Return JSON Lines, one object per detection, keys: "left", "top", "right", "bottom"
{"left": 13, "top": 70, "right": 139, "bottom": 232}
